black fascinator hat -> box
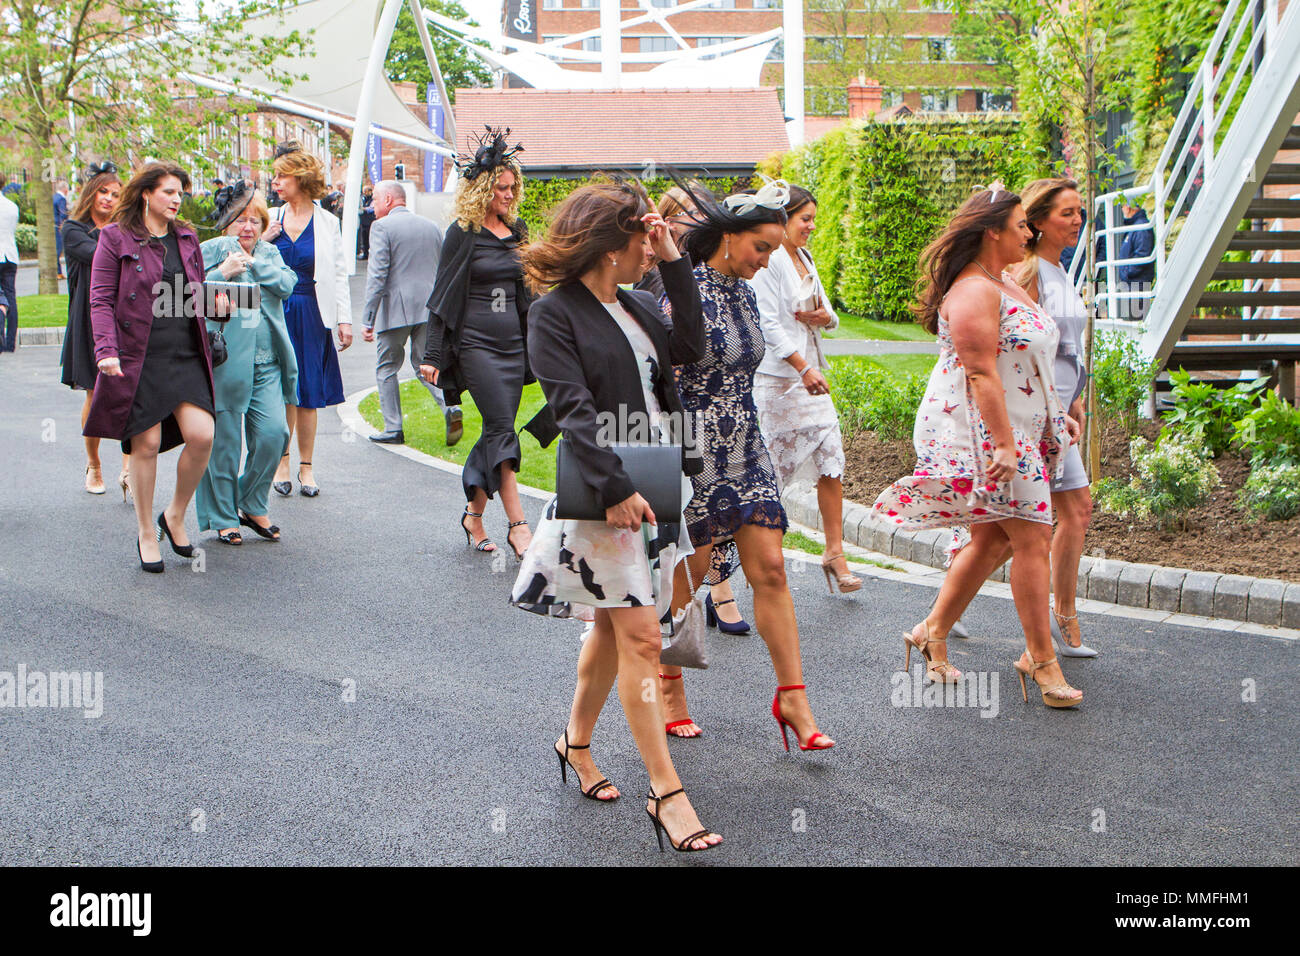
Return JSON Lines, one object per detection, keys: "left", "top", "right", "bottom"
{"left": 455, "top": 125, "right": 524, "bottom": 182}
{"left": 273, "top": 141, "right": 302, "bottom": 160}
{"left": 209, "top": 179, "right": 257, "bottom": 233}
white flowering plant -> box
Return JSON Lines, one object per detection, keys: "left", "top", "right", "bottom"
{"left": 1095, "top": 432, "right": 1221, "bottom": 530}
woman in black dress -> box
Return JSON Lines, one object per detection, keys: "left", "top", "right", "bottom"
{"left": 84, "top": 162, "right": 215, "bottom": 572}
{"left": 420, "top": 129, "right": 535, "bottom": 559}
{"left": 60, "top": 162, "right": 123, "bottom": 496}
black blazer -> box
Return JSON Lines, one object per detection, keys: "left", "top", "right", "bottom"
{"left": 527, "top": 255, "right": 704, "bottom": 511}
{"left": 422, "top": 219, "right": 534, "bottom": 405}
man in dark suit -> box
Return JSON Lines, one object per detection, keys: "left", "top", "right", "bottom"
{"left": 361, "top": 181, "right": 462, "bottom": 445}
{"left": 53, "top": 180, "right": 69, "bottom": 277}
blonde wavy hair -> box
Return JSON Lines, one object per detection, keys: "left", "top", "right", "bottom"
{"left": 454, "top": 159, "right": 524, "bottom": 232}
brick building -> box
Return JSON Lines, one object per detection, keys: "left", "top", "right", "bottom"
{"left": 524, "top": 1, "right": 1016, "bottom": 117}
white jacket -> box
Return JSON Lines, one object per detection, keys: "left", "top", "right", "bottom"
{"left": 748, "top": 244, "right": 838, "bottom": 378}
{"left": 0, "top": 194, "right": 19, "bottom": 264}
{"left": 273, "top": 202, "right": 352, "bottom": 329}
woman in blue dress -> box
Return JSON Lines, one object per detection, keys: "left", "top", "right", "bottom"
{"left": 266, "top": 142, "right": 353, "bottom": 497}
{"left": 659, "top": 180, "right": 835, "bottom": 754}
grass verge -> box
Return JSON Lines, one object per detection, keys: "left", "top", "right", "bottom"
{"left": 15, "top": 294, "right": 70, "bottom": 328}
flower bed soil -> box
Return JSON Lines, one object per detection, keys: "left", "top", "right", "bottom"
{"left": 841, "top": 418, "right": 1300, "bottom": 584}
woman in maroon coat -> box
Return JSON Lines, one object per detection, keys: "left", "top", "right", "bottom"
{"left": 84, "top": 161, "right": 216, "bottom": 572}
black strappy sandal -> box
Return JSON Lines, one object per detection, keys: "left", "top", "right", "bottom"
{"left": 460, "top": 507, "right": 496, "bottom": 552}
{"left": 554, "top": 729, "right": 617, "bottom": 801}
{"left": 239, "top": 512, "right": 281, "bottom": 541}
{"left": 297, "top": 462, "right": 319, "bottom": 497}
{"left": 506, "top": 519, "right": 530, "bottom": 561}
{"left": 646, "top": 788, "right": 720, "bottom": 853}
{"left": 217, "top": 529, "right": 242, "bottom": 546}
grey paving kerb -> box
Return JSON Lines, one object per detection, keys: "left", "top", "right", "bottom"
{"left": 787, "top": 490, "right": 1299, "bottom": 628}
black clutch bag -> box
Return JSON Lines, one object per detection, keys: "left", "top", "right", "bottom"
{"left": 555, "top": 440, "right": 683, "bottom": 523}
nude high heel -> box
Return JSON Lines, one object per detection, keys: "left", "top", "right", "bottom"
{"left": 821, "top": 551, "right": 862, "bottom": 594}
{"left": 85, "top": 465, "right": 106, "bottom": 495}
{"left": 1013, "top": 654, "right": 1083, "bottom": 708}
{"left": 903, "top": 621, "right": 960, "bottom": 684}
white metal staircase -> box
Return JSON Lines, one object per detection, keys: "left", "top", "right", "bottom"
{"left": 1081, "top": 0, "right": 1300, "bottom": 394}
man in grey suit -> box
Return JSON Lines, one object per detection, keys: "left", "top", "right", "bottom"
{"left": 361, "top": 181, "right": 462, "bottom": 445}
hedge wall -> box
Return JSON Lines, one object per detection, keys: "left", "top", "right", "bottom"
{"left": 774, "top": 117, "right": 1033, "bottom": 323}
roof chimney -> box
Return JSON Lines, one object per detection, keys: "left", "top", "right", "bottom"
{"left": 847, "top": 73, "right": 884, "bottom": 121}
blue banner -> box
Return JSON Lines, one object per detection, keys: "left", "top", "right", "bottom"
{"left": 366, "top": 132, "right": 382, "bottom": 185}
{"left": 427, "top": 84, "right": 444, "bottom": 192}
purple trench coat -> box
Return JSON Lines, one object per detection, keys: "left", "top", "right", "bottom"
{"left": 83, "top": 223, "right": 214, "bottom": 450}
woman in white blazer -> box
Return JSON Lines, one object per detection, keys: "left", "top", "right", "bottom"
{"left": 265, "top": 142, "right": 353, "bottom": 498}
{"left": 748, "top": 185, "right": 861, "bottom": 594}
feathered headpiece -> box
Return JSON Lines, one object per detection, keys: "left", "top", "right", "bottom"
{"left": 455, "top": 125, "right": 524, "bottom": 182}
{"left": 209, "top": 179, "right": 257, "bottom": 233}
{"left": 273, "top": 141, "right": 302, "bottom": 160}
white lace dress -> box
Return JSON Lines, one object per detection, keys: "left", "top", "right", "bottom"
{"left": 510, "top": 301, "right": 693, "bottom": 622}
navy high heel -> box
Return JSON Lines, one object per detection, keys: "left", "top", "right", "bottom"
{"left": 705, "top": 593, "right": 750, "bottom": 635}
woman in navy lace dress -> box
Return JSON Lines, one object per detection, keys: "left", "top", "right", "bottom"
{"left": 659, "top": 181, "right": 834, "bottom": 753}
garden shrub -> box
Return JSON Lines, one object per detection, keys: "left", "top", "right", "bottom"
{"left": 14, "top": 224, "right": 36, "bottom": 254}
{"left": 1231, "top": 390, "right": 1300, "bottom": 463}
{"left": 1160, "top": 368, "right": 1267, "bottom": 457}
{"left": 1238, "top": 457, "right": 1300, "bottom": 522}
{"left": 827, "top": 358, "right": 927, "bottom": 441}
{"left": 1095, "top": 431, "right": 1220, "bottom": 530}
{"left": 1091, "top": 330, "right": 1160, "bottom": 432}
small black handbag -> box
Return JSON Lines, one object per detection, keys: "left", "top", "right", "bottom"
{"left": 555, "top": 440, "right": 683, "bottom": 523}
{"left": 207, "top": 327, "right": 229, "bottom": 367}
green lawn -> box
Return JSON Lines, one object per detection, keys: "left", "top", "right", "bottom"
{"left": 15, "top": 294, "right": 69, "bottom": 328}
{"left": 360, "top": 380, "right": 558, "bottom": 492}
{"left": 829, "top": 352, "right": 937, "bottom": 381}
{"left": 825, "top": 311, "right": 934, "bottom": 342}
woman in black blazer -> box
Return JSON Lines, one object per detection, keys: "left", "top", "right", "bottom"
{"left": 509, "top": 180, "right": 720, "bottom": 853}
{"left": 420, "top": 138, "right": 535, "bottom": 559}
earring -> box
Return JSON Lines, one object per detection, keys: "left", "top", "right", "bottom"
{"left": 724, "top": 238, "right": 729, "bottom": 261}
{"left": 612, "top": 258, "right": 618, "bottom": 267}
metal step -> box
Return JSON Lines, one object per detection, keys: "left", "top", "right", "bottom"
{"left": 1227, "top": 230, "right": 1300, "bottom": 250}
{"left": 1167, "top": 341, "right": 1300, "bottom": 370}
{"left": 1263, "top": 163, "right": 1300, "bottom": 185}
{"left": 1190, "top": 290, "right": 1300, "bottom": 308}
{"left": 1184, "top": 318, "right": 1300, "bottom": 334}
{"left": 1284, "top": 126, "right": 1300, "bottom": 150}
{"left": 1210, "top": 260, "right": 1300, "bottom": 280}
{"left": 1244, "top": 198, "right": 1300, "bottom": 218}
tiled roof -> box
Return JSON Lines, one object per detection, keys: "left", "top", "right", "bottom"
{"left": 452, "top": 88, "right": 789, "bottom": 170}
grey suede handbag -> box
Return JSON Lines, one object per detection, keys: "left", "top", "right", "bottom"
{"left": 661, "top": 555, "right": 709, "bottom": 670}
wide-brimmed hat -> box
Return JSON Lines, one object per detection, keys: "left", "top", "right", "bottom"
{"left": 209, "top": 179, "right": 257, "bottom": 233}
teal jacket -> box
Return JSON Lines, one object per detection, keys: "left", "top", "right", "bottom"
{"left": 200, "top": 236, "right": 300, "bottom": 412}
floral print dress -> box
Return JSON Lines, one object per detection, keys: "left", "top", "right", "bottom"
{"left": 873, "top": 276, "right": 1070, "bottom": 536}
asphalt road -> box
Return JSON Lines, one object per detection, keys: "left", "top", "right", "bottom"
{"left": 0, "top": 269, "right": 1295, "bottom": 866}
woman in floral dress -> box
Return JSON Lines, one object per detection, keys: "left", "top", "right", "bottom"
{"left": 874, "top": 185, "right": 1083, "bottom": 708}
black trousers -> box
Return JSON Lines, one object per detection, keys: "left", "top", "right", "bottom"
{"left": 0, "top": 261, "right": 17, "bottom": 352}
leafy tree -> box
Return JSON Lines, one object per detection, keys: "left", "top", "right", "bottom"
{"left": 804, "top": 0, "right": 920, "bottom": 113}
{"left": 385, "top": 0, "right": 491, "bottom": 104}
{"left": 0, "top": 1, "right": 310, "bottom": 293}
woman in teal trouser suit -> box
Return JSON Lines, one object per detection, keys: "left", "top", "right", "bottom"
{"left": 196, "top": 184, "right": 299, "bottom": 544}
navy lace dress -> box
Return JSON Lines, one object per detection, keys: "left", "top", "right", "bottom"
{"left": 670, "top": 262, "right": 787, "bottom": 582}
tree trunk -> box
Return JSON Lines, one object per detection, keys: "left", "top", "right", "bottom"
{"left": 26, "top": 100, "right": 59, "bottom": 296}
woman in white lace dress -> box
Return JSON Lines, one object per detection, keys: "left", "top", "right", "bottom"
{"left": 749, "top": 184, "right": 860, "bottom": 594}
{"left": 873, "top": 185, "right": 1083, "bottom": 708}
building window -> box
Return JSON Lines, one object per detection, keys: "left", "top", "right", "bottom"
{"left": 695, "top": 36, "right": 730, "bottom": 57}
{"left": 808, "top": 36, "right": 845, "bottom": 63}
{"left": 645, "top": 0, "right": 671, "bottom": 6}
{"left": 975, "top": 90, "right": 1014, "bottom": 112}
{"left": 920, "top": 89, "right": 958, "bottom": 113}
{"left": 806, "top": 87, "right": 849, "bottom": 116}
{"left": 702, "top": 0, "right": 736, "bottom": 8}
{"left": 542, "top": 0, "right": 563, "bottom": 8}
{"left": 753, "top": 0, "right": 781, "bottom": 8}
{"left": 639, "top": 36, "right": 678, "bottom": 53}
{"left": 925, "top": 37, "right": 956, "bottom": 63}
{"left": 580, "top": 0, "right": 600, "bottom": 7}
{"left": 581, "top": 36, "right": 601, "bottom": 52}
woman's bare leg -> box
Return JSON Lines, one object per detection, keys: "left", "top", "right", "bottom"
{"left": 275, "top": 404, "right": 297, "bottom": 483}
{"left": 129, "top": 425, "right": 163, "bottom": 562}
{"left": 607, "top": 605, "right": 719, "bottom": 849}
{"left": 556, "top": 611, "right": 620, "bottom": 799}
{"left": 296, "top": 407, "right": 317, "bottom": 485}
{"left": 160, "top": 402, "right": 215, "bottom": 548}
{"left": 1050, "top": 487, "right": 1093, "bottom": 639}
{"left": 733, "top": 524, "right": 832, "bottom": 748}
{"left": 499, "top": 465, "right": 532, "bottom": 553}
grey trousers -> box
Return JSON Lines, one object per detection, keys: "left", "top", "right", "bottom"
{"left": 374, "top": 322, "right": 457, "bottom": 433}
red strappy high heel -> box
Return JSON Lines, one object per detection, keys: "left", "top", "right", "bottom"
{"left": 772, "top": 684, "right": 834, "bottom": 752}
{"left": 660, "top": 672, "right": 702, "bottom": 737}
